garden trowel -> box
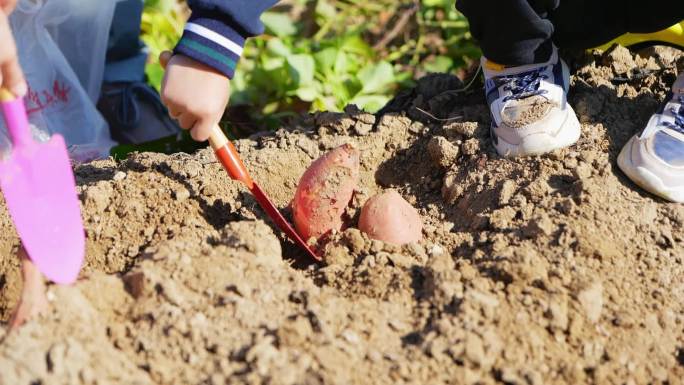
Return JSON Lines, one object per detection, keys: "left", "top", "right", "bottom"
{"left": 0, "top": 88, "right": 85, "bottom": 284}
{"left": 208, "top": 125, "right": 320, "bottom": 261}
{"left": 157, "top": 52, "right": 319, "bottom": 262}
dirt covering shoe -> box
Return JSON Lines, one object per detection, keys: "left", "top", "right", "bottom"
{"left": 484, "top": 45, "right": 581, "bottom": 157}
{"left": 618, "top": 74, "right": 684, "bottom": 203}
{"left": 97, "top": 82, "right": 181, "bottom": 145}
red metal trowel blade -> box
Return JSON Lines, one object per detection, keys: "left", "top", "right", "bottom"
{"left": 250, "top": 183, "right": 320, "bottom": 261}
{"left": 208, "top": 128, "right": 319, "bottom": 262}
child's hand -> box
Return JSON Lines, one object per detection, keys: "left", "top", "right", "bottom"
{"left": 159, "top": 51, "right": 230, "bottom": 142}
{"left": 0, "top": 11, "right": 26, "bottom": 96}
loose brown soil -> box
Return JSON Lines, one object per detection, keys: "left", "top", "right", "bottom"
{"left": 1, "top": 46, "right": 683, "bottom": 385}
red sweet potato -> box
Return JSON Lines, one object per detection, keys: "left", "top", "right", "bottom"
{"left": 292, "top": 144, "right": 360, "bottom": 241}
{"left": 358, "top": 190, "right": 423, "bottom": 245}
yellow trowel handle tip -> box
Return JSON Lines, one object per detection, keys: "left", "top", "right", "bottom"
{"left": 0, "top": 88, "right": 15, "bottom": 102}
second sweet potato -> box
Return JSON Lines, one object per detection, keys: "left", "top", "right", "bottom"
{"left": 358, "top": 190, "right": 423, "bottom": 245}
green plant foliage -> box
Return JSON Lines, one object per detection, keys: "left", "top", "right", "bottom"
{"left": 141, "top": 0, "right": 480, "bottom": 129}
{"left": 231, "top": 31, "right": 398, "bottom": 119}
{"left": 141, "top": 0, "right": 186, "bottom": 90}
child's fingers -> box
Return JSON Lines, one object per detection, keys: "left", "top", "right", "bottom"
{"left": 191, "top": 118, "right": 213, "bottom": 142}
{"left": 177, "top": 113, "right": 197, "bottom": 131}
{"left": 2, "top": 60, "right": 26, "bottom": 96}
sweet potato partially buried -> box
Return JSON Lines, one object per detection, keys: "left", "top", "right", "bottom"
{"left": 292, "top": 144, "right": 360, "bottom": 241}
{"left": 359, "top": 190, "right": 423, "bottom": 245}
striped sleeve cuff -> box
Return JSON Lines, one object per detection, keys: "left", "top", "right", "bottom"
{"left": 174, "top": 17, "right": 246, "bottom": 79}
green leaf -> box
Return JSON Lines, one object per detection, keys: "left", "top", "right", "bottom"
{"left": 144, "top": 0, "right": 175, "bottom": 13}
{"left": 145, "top": 63, "right": 164, "bottom": 91}
{"left": 314, "top": 47, "right": 338, "bottom": 76}
{"left": 348, "top": 94, "right": 390, "bottom": 113}
{"left": 421, "top": 0, "right": 451, "bottom": 7}
{"left": 312, "top": 96, "right": 338, "bottom": 112}
{"left": 422, "top": 56, "right": 454, "bottom": 73}
{"left": 315, "top": 0, "right": 337, "bottom": 20}
{"left": 329, "top": 81, "right": 351, "bottom": 102}
{"left": 394, "top": 71, "right": 415, "bottom": 84}
{"left": 344, "top": 78, "right": 362, "bottom": 98}
{"left": 261, "top": 12, "right": 297, "bottom": 37}
{"left": 334, "top": 51, "right": 349, "bottom": 74}
{"left": 262, "top": 56, "right": 285, "bottom": 71}
{"left": 287, "top": 54, "right": 315, "bottom": 86}
{"left": 294, "top": 84, "right": 320, "bottom": 102}
{"left": 343, "top": 53, "right": 363, "bottom": 74}
{"left": 266, "top": 38, "right": 292, "bottom": 57}
{"left": 357, "top": 61, "right": 395, "bottom": 95}
{"left": 340, "top": 35, "right": 372, "bottom": 57}
{"left": 263, "top": 101, "right": 281, "bottom": 115}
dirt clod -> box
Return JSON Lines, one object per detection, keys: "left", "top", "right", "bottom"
{"left": 427, "top": 136, "right": 459, "bottom": 168}
{"left": 577, "top": 281, "right": 604, "bottom": 324}
{"left": 604, "top": 45, "right": 637, "bottom": 75}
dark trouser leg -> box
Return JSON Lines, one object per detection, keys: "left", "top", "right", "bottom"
{"left": 456, "top": 0, "right": 684, "bottom": 65}
{"left": 104, "top": 0, "right": 147, "bottom": 83}
{"left": 99, "top": 0, "right": 182, "bottom": 144}
{"left": 455, "top": 0, "right": 561, "bottom": 65}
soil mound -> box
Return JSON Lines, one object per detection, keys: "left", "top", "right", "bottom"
{"left": 1, "top": 46, "right": 683, "bottom": 385}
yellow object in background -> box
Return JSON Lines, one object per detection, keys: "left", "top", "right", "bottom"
{"left": 594, "top": 21, "right": 684, "bottom": 50}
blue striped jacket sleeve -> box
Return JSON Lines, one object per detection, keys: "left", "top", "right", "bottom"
{"left": 174, "top": 0, "right": 279, "bottom": 78}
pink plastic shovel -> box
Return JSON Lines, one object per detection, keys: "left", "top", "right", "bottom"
{"left": 0, "top": 89, "right": 85, "bottom": 284}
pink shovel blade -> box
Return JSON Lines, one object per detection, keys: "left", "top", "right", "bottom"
{"left": 0, "top": 135, "right": 85, "bottom": 284}
{"left": 0, "top": 90, "right": 85, "bottom": 285}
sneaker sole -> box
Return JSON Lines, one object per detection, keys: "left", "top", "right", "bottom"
{"left": 617, "top": 136, "right": 684, "bottom": 203}
{"left": 493, "top": 104, "right": 581, "bottom": 157}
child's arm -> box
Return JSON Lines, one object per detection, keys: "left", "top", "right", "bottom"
{"left": 161, "top": 0, "right": 278, "bottom": 142}
{"left": 0, "top": 9, "right": 26, "bottom": 96}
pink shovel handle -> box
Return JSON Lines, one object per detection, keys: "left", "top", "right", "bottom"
{"left": 0, "top": 89, "right": 32, "bottom": 147}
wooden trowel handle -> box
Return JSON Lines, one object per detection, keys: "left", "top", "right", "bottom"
{"left": 209, "top": 125, "right": 254, "bottom": 190}
{"left": 156, "top": 57, "right": 256, "bottom": 190}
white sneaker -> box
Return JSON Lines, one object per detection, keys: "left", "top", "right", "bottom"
{"left": 484, "top": 45, "right": 581, "bottom": 157}
{"left": 618, "top": 74, "right": 684, "bottom": 203}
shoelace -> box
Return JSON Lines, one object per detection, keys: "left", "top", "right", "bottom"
{"left": 496, "top": 68, "right": 549, "bottom": 102}
{"left": 104, "top": 82, "right": 170, "bottom": 129}
{"left": 662, "top": 95, "right": 684, "bottom": 134}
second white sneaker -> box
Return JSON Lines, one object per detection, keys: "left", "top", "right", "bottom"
{"left": 618, "top": 73, "right": 684, "bottom": 203}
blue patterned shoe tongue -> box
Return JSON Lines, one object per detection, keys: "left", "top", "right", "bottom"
{"left": 653, "top": 130, "right": 684, "bottom": 167}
